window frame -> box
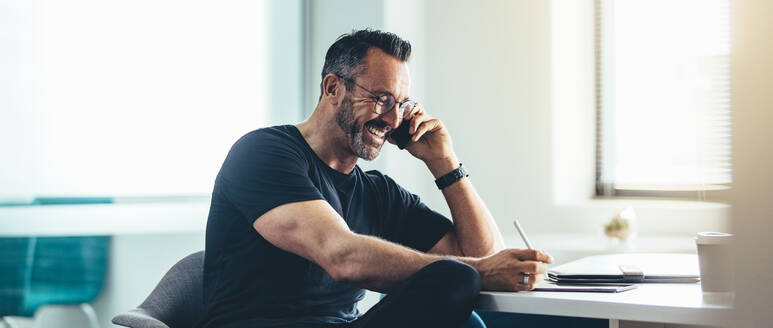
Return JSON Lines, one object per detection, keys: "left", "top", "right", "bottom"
{"left": 593, "top": 0, "right": 732, "bottom": 200}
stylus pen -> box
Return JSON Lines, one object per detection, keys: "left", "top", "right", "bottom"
{"left": 513, "top": 218, "right": 534, "bottom": 250}
{"left": 513, "top": 218, "right": 536, "bottom": 285}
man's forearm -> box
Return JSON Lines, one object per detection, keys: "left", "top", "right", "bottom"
{"left": 332, "top": 233, "right": 480, "bottom": 293}
{"left": 426, "top": 158, "right": 506, "bottom": 257}
{"left": 333, "top": 232, "right": 550, "bottom": 293}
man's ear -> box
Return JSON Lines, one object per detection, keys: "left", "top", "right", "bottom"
{"left": 322, "top": 74, "right": 344, "bottom": 106}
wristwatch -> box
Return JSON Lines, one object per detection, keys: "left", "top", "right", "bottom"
{"left": 434, "top": 163, "right": 468, "bottom": 190}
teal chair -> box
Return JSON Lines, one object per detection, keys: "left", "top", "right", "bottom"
{"left": 0, "top": 236, "right": 109, "bottom": 317}
{"left": 0, "top": 238, "right": 34, "bottom": 316}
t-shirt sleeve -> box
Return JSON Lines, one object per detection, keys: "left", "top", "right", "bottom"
{"left": 218, "top": 129, "right": 324, "bottom": 224}
{"left": 380, "top": 175, "right": 453, "bottom": 253}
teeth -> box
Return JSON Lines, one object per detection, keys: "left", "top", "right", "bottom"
{"left": 367, "top": 125, "right": 387, "bottom": 137}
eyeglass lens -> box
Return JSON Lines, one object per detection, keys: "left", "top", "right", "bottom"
{"left": 376, "top": 95, "right": 415, "bottom": 120}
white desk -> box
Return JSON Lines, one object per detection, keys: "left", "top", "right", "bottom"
{"left": 476, "top": 283, "right": 732, "bottom": 328}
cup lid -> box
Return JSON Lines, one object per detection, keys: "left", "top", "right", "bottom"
{"left": 696, "top": 231, "right": 734, "bottom": 245}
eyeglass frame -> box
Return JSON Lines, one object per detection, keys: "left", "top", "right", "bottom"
{"left": 337, "top": 75, "right": 417, "bottom": 120}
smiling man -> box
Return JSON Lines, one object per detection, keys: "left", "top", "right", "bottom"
{"left": 200, "top": 29, "right": 553, "bottom": 328}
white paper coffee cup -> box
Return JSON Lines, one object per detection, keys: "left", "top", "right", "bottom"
{"left": 695, "top": 232, "right": 734, "bottom": 293}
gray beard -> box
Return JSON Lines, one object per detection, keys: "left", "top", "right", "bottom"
{"left": 335, "top": 96, "right": 382, "bottom": 161}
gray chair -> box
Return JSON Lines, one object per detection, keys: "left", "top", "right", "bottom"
{"left": 112, "top": 251, "right": 205, "bottom": 328}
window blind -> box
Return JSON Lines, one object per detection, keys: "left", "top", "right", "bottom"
{"left": 595, "top": 0, "right": 732, "bottom": 197}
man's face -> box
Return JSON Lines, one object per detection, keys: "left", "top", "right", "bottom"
{"left": 334, "top": 48, "right": 411, "bottom": 161}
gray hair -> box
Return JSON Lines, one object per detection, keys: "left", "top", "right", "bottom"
{"left": 319, "top": 29, "right": 411, "bottom": 100}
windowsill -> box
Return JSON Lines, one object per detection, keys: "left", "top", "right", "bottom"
{"left": 505, "top": 232, "right": 698, "bottom": 265}
{"left": 552, "top": 198, "right": 730, "bottom": 236}
{"left": 582, "top": 197, "right": 729, "bottom": 209}
{"left": 595, "top": 185, "right": 731, "bottom": 199}
{"left": 0, "top": 198, "right": 211, "bottom": 236}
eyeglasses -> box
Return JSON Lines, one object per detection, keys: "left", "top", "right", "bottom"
{"left": 339, "top": 75, "right": 416, "bottom": 120}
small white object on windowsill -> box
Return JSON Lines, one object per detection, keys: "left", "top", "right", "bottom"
{"left": 604, "top": 206, "right": 638, "bottom": 246}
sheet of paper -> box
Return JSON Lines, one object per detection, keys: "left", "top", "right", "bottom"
{"left": 533, "top": 281, "right": 637, "bottom": 293}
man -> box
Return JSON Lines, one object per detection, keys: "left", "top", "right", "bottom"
{"left": 200, "top": 29, "right": 553, "bottom": 328}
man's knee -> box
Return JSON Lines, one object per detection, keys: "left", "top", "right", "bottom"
{"left": 368, "top": 260, "right": 480, "bottom": 327}
{"left": 422, "top": 259, "right": 481, "bottom": 302}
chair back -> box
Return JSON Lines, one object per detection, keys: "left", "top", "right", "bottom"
{"left": 136, "top": 251, "right": 205, "bottom": 327}
{"left": 0, "top": 237, "right": 109, "bottom": 317}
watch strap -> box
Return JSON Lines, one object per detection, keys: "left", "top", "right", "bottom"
{"left": 434, "top": 163, "right": 468, "bottom": 190}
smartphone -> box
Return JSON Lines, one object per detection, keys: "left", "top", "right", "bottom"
{"left": 391, "top": 119, "right": 412, "bottom": 149}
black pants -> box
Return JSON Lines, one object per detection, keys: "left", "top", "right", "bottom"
{"left": 333, "top": 259, "right": 481, "bottom": 328}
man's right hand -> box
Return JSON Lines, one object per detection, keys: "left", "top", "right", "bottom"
{"left": 472, "top": 249, "right": 553, "bottom": 291}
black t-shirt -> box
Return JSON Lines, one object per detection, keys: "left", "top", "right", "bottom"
{"left": 200, "top": 125, "right": 453, "bottom": 328}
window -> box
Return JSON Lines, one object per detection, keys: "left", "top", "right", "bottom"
{"left": 1, "top": 0, "right": 303, "bottom": 202}
{"left": 594, "top": 0, "right": 732, "bottom": 198}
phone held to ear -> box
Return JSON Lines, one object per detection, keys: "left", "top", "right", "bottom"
{"left": 391, "top": 119, "right": 412, "bottom": 149}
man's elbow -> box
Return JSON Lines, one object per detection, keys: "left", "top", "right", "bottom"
{"left": 327, "top": 262, "right": 361, "bottom": 283}
{"left": 462, "top": 243, "right": 502, "bottom": 258}
{"left": 318, "top": 235, "right": 365, "bottom": 283}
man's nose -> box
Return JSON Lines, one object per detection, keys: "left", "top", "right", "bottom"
{"left": 382, "top": 104, "right": 402, "bottom": 130}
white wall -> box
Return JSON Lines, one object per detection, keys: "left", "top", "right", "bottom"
{"left": 419, "top": 0, "right": 555, "bottom": 235}
{"left": 730, "top": 0, "right": 773, "bottom": 326}
{"left": 303, "top": 0, "right": 386, "bottom": 117}
{"left": 266, "top": 0, "right": 305, "bottom": 125}
{"left": 406, "top": 0, "right": 730, "bottom": 238}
